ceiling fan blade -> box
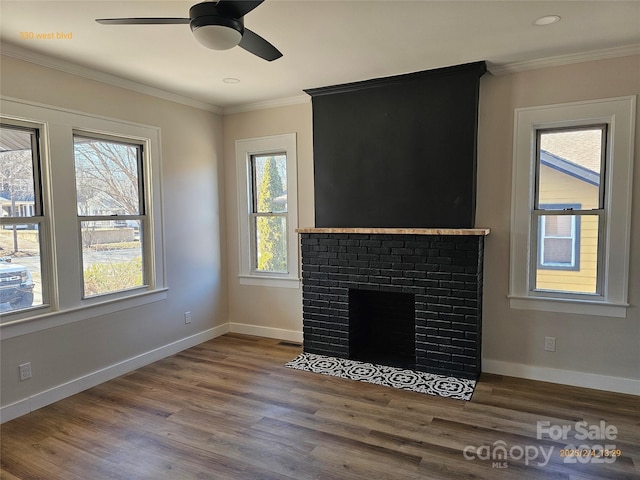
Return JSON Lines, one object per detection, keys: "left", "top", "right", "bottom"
{"left": 96, "top": 18, "right": 190, "bottom": 25}
{"left": 215, "top": 0, "right": 264, "bottom": 19}
{"left": 239, "top": 28, "right": 282, "bottom": 61}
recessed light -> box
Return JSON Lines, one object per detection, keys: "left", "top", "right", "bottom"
{"left": 534, "top": 15, "right": 561, "bottom": 26}
{"left": 222, "top": 77, "right": 240, "bottom": 84}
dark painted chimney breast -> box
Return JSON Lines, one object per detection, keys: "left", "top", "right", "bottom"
{"left": 305, "top": 61, "right": 487, "bottom": 229}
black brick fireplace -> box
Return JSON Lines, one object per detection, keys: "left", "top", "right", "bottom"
{"left": 300, "top": 62, "right": 489, "bottom": 381}
{"left": 298, "top": 228, "right": 488, "bottom": 380}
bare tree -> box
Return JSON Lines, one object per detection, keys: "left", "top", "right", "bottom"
{"left": 0, "top": 149, "right": 35, "bottom": 253}
{"left": 73, "top": 139, "right": 140, "bottom": 216}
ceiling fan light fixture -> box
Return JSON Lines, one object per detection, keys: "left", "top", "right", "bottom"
{"left": 97, "top": 1, "right": 282, "bottom": 60}
{"left": 192, "top": 24, "right": 242, "bottom": 50}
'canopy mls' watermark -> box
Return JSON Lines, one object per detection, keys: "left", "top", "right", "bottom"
{"left": 463, "top": 420, "right": 621, "bottom": 469}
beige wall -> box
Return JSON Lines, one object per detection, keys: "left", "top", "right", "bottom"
{"left": 222, "top": 103, "right": 313, "bottom": 337}
{"left": 2, "top": 50, "right": 637, "bottom": 415}
{"left": 222, "top": 55, "right": 639, "bottom": 390}
{"left": 1, "top": 55, "right": 227, "bottom": 410}
{"left": 477, "top": 54, "right": 639, "bottom": 384}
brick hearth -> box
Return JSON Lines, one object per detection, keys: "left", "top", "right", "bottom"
{"left": 298, "top": 228, "right": 488, "bottom": 380}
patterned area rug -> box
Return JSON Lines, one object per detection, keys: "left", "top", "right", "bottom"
{"left": 285, "top": 352, "right": 475, "bottom": 401}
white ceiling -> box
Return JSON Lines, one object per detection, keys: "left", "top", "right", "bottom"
{"left": 1, "top": 1, "right": 639, "bottom": 111}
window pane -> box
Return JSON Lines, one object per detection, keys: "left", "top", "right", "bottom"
{"left": 81, "top": 220, "right": 144, "bottom": 297}
{"left": 0, "top": 226, "right": 43, "bottom": 312}
{"left": 0, "top": 124, "right": 44, "bottom": 313}
{"left": 537, "top": 128, "right": 604, "bottom": 209}
{"left": 540, "top": 214, "right": 577, "bottom": 268}
{"left": 0, "top": 126, "right": 37, "bottom": 218}
{"left": 254, "top": 215, "right": 287, "bottom": 273}
{"left": 544, "top": 215, "right": 572, "bottom": 237}
{"left": 74, "top": 136, "right": 142, "bottom": 216}
{"left": 536, "top": 214, "right": 599, "bottom": 294}
{"left": 543, "top": 238, "right": 572, "bottom": 264}
{"left": 252, "top": 154, "right": 287, "bottom": 213}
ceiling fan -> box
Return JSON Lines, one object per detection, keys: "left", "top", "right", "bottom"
{"left": 96, "top": 0, "right": 282, "bottom": 61}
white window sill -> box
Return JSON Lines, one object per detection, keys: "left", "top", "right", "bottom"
{"left": 0, "top": 288, "right": 169, "bottom": 339}
{"left": 508, "top": 295, "right": 628, "bottom": 318}
{"left": 238, "top": 275, "right": 301, "bottom": 289}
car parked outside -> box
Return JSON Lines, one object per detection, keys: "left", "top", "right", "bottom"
{"left": 0, "top": 257, "right": 34, "bottom": 311}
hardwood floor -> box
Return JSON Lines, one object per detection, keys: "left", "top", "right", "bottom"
{"left": 1, "top": 333, "right": 638, "bottom": 479}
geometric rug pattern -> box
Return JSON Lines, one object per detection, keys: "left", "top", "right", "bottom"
{"left": 285, "top": 352, "right": 476, "bottom": 401}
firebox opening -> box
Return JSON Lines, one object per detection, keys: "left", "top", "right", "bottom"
{"left": 348, "top": 289, "right": 416, "bottom": 369}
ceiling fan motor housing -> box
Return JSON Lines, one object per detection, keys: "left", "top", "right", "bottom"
{"left": 189, "top": 3, "right": 244, "bottom": 50}
{"left": 95, "top": 0, "right": 282, "bottom": 60}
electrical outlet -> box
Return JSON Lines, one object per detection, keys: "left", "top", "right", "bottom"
{"left": 19, "top": 362, "right": 32, "bottom": 381}
{"left": 544, "top": 336, "right": 556, "bottom": 352}
{"left": 184, "top": 311, "right": 191, "bottom": 324}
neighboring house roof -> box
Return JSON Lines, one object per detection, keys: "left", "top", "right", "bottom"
{"left": 539, "top": 129, "right": 603, "bottom": 172}
{"left": 0, "top": 130, "right": 32, "bottom": 152}
{"left": 540, "top": 150, "right": 600, "bottom": 187}
{"left": 274, "top": 191, "right": 287, "bottom": 205}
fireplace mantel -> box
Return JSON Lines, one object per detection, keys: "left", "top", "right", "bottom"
{"left": 297, "top": 228, "right": 490, "bottom": 236}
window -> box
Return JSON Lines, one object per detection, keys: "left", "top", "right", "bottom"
{"left": 533, "top": 126, "right": 606, "bottom": 295}
{"left": 510, "top": 96, "right": 635, "bottom": 317}
{"left": 73, "top": 134, "right": 147, "bottom": 298}
{"left": 249, "top": 153, "right": 288, "bottom": 274}
{"left": 0, "top": 122, "right": 47, "bottom": 313}
{"left": 1, "top": 97, "right": 166, "bottom": 332}
{"left": 538, "top": 204, "right": 581, "bottom": 271}
{"left": 531, "top": 126, "right": 605, "bottom": 295}
{"left": 236, "top": 134, "right": 299, "bottom": 287}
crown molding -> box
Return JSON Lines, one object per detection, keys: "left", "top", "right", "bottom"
{"left": 3, "top": 41, "right": 638, "bottom": 115}
{"left": 304, "top": 61, "right": 487, "bottom": 98}
{"left": 488, "top": 44, "right": 640, "bottom": 76}
{"left": 0, "top": 42, "right": 223, "bottom": 114}
{"left": 222, "top": 94, "right": 310, "bottom": 115}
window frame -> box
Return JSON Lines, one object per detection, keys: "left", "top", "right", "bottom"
{"left": 248, "top": 152, "right": 289, "bottom": 275}
{"left": 236, "top": 134, "right": 299, "bottom": 288}
{"left": 0, "top": 96, "right": 167, "bottom": 337}
{"left": 509, "top": 96, "right": 635, "bottom": 318}
{"left": 0, "top": 120, "right": 51, "bottom": 314}
{"left": 72, "top": 130, "right": 151, "bottom": 299}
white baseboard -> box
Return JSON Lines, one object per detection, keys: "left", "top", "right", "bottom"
{"left": 0, "top": 325, "right": 229, "bottom": 424}
{"left": 8, "top": 325, "right": 633, "bottom": 425}
{"left": 482, "top": 359, "right": 640, "bottom": 396}
{"left": 228, "top": 322, "right": 303, "bottom": 343}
